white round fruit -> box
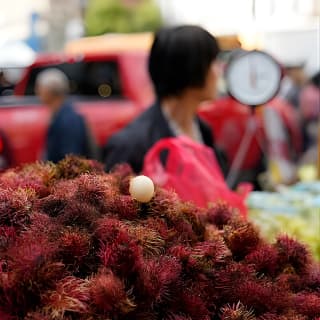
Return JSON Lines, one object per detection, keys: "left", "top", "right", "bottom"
{"left": 129, "top": 175, "right": 155, "bottom": 203}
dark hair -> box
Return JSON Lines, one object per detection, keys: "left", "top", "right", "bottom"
{"left": 148, "top": 25, "right": 220, "bottom": 99}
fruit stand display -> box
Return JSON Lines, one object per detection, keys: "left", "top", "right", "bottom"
{"left": 248, "top": 182, "right": 320, "bottom": 260}
{"left": 0, "top": 157, "right": 319, "bottom": 319}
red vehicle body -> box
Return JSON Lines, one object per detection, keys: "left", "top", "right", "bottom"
{"left": 0, "top": 52, "right": 154, "bottom": 166}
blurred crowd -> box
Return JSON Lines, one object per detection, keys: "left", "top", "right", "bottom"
{"left": 280, "top": 66, "right": 319, "bottom": 172}
{"left": 0, "top": 25, "right": 319, "bottom": 191}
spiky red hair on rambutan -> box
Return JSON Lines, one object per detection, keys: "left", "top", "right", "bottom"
{"left": 89, "top": 269, "right": 135, "bottom": 316}
{"left": 168, "top": 286, "right": 212, "bottom": 320}
{"left": 223, "top": 217, "right": 261, "bottom": 260}
{"left": 54, "top": 155, "right": 104, "bottom": 180}
{"left": 245, "top": 244, "right": 279, "bottom": 277}
{"left": 110, "top": 163, "right": 134, "bottom": 195}
{"left": 275, "top": 235, "right": 311, "bottom": 275}
{"left": 0, "top": 162, "right": 55, "bottom": 198}
{"left": 0, "top": 188, "right": 35, "bottom": 229}
{"left": 206, "top": 203, "right": 235, "bottom": 229}
{"left": 136, "top": 256, "right": 182, "bottom": 305}
{"left": 165, "top": 314, "right": 192, "bottom": 320}
{"left": 58, "top": 228, "right": 91, "bottom": 270}
{"left": 41, "top": 276, "right": 89, "bottom": 319}
{"left": 1, "top": 231, "right": 64, "bottom": 316}
{"left": 292, "top": 292, "right": 320, "bottom": 318}
{"left": 220, "top": 302, "right": 255, "bottom": 320}
{"left": 96, "top": 219, "right": 142, "bottom": 277}
{"left": 0, "top": 226, "right": 16, "bottom": 251}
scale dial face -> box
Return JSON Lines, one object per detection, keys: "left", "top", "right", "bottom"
{"left": 226, "top": 50, "right": 282, "bottom": 106}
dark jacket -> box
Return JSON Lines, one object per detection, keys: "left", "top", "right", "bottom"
{"left": 104, "top": 103, "right": 227, "bottom": 174}
{"left": 46, "top": 102, "right": 88, "bottom": 163}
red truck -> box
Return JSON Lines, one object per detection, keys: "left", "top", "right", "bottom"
{"left": 0, "top": 51, "right": 154, "bottom": 167}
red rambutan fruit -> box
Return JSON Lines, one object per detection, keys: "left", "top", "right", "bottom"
{"left": 275, "top": 272, "right": 304, "bottom": 292}
{"left": 36, "top": 195, "right": 67, "bottom": 219}
{"left": 2, "top": 232, "right": 65, "bottom": 314}
{"left": 24, "top": 311, "right": 53, "bottom": 320}
{"left": 258, "top": 312, "right": 308, "bottom": 320}
{"left": 35, "top": 178, "right": 78, "bottom": 218}
{"left": 0, "top": 226, "right": 16, "bottom": 251}
{"left": 275, "top": 235, "right": 311, "bottom": 275}
{"left": 73, "top": 174, "right": 110, "bottom": 210}
{"left": 303, "top": 263, "right": 320, "bottom": 291}
{"left": 51, "top": 178, "right": 79, "bottom": 199}
{"left": 172, "top": 288, "right": 211, "bottom": 320}
{"left": 234, "top": 279, "right": 290, "bottom": 315}
{"left": 0, "top": 261, "right": 65, "bottom": 316}
{"left": 223, "top": 218, "right": 261, "bottom": 260}
{"left": 142, "top": 217, "right": 172, "bottom": 242}
{"left": 292, "top": 292, "right": 320, "bottom": 318}
{"left": 164, "top": 314, "right": 192, "bottom": 320}
{"left": 58, "top": 201, "right": 101, "bottom": 228}
{"left": 206, "top": 203, "right": 236, "bottom": 229}
{"left": 148, "top": 189, "right": 201, "bottom": 243}
{"left": 93, "top": 217, "right": 127, "bottom": 243}
{"left": 41, "top": 276, "right": 89, "bottom": 319}
{"left": 204, "top": 224, "right": 224, "bottom": 242}
{"left": 58, "top": 229, "right": 91, "bottom": 267}
{"left": 89, "top": 270, "right": 135, "bottom": 315}
{"left": 54, "top": 155, "right": 104, "bottom": 180}
{"left": 177, "top": 202, "right": 205, "bottom": 236}
{"left": 192, "top": 240, "right": 231, "bottom": 267}
{"left": 245, "top": 244, "right": 279, "bottom": 277}
{"left": 28, "top": 212, "right": 61, "bottom": 240}
{"left": 149, "top": 188, "right": 181, "bottom": 216}
{"left": 97, "top": 226, "right": 142, "bottom": 277}
{"left": 214, "top": 263, "right": 256, "bottom": 300}
{"left": 220, "top": 302, "right": 256, "bottom": 320}
{"left": 0, "top": 162, "right": 56, "bottom": 198}
{"left": 168, "top": 244, "right": 193, "bottom": 262}
{"left": 171, "top": 217, "right": 199, "bottom": 243}
{"left": 105, "top": 194, "right": 139, "bottom": 220}
{"left": 136, "top": 256, "right": 182, "bottom": 304}
{"left": 257, "top": 313, "right": 280, "bottom": 320}
{"left": 6, "top": 232, "right": 57, "bottom": 275}
{"left": 0, "top": 309, "right": 14, "bottom": 320}
{"left": 127, "top": 224, "right": 165, "bottom": 257}
{"left": 0, "top": 188, "right": 35, "bottom": 229}
{"left": 124, "top": 309, "right": 158, "bottom": 320}
{"left": 110, "top": 163, "right": 134, "bottom": 195}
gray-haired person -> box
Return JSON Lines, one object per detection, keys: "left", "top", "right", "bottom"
{"left": 36, "top": 68, "right": 98, "bottom": 163}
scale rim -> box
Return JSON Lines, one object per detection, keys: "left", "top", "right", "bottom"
{"left": 225, "top": 50, "right": 282, "bottom": 107}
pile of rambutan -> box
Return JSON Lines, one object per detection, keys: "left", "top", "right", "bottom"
{"left": 0, "top": 156, "right": 319, "bottom": 320}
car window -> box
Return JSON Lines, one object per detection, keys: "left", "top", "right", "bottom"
{"left": 25, "top": 61, "right": 123, "bottom": 98}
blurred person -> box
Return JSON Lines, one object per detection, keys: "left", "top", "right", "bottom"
{"left": 298, "top": 71, "right": 320, "bottom": 171}
{"left": 104, "top": 25, "right": 227, "bottom": 174}
{"left": 36, "top": 68, "right": 98, "bottom": 163}
{"left": 300, "top": 71, "right": 320, "bottom": 150}
{"left": 279, "top": 64, "right": 307, "bottom": 108}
